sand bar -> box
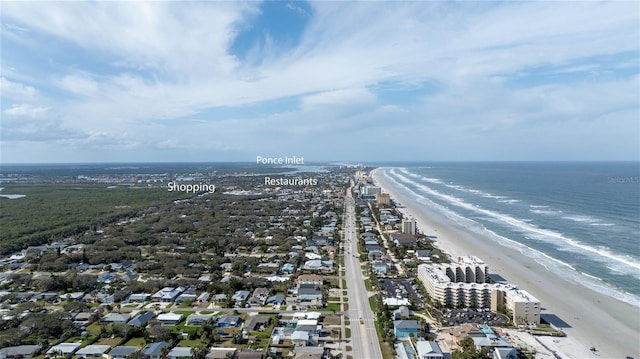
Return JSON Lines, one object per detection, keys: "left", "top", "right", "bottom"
{"left": 372, "top": 167, "right": 640, "bottom": 359}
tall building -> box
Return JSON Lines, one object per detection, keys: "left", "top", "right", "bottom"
{"left": 418, "top": 256, "right": 540, "bottom": 325}
{"left": 363, "top": 185, "right": 381, "bottom": 195}
{"left": 401, "top": 219, "right": 416, "bottom": 235}
{"left": 377, "top": 193, "right": 390, "bottom": 206}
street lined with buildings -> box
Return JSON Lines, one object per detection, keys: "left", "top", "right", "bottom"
{"left": 343, "top": 184, "right": 384, "bottom": 359}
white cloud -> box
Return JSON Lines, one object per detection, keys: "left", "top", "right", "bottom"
{"left": 3, "top": 104, "right": 50, "bottom": 118}
{"left": 0, "top": 1, "right": 638, "bottom": 161}
{"left": 57, "top": 73, "right": 100, "bottom": 96}
{"left": 302, "top": 88, "right": 376, "bottom": 109}
{"left": 1, "top": 77, "right": 38, "bottom": 99}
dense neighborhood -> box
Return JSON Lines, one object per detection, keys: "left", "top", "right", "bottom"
{"left": 1, "top": 165, "right": 556, "bottom": 359}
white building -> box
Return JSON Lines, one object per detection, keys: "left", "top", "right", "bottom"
{"left": 418, "top": 256, "right": 540, "bottom": 325}
{"left": 415, "top": 340, "right": 444, "bottom": 359}
{"left": 362, "top": 185, "right": 381, "bottom": 195}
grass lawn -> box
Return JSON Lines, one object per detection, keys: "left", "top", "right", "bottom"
{"left": 364, "top": 279, "right": 373, "bottom": 291}
{"left": 173, "top": 310, "right": 195, "bottom": 316}
{"left": 178, "top": 339, "right": 202, "bottom": 347}
{"left": 323, "top": 315, "right": 341, "bottom": 326}
{"left": 86, "top": 322, "right": 102, "bottom": 335}
{"left": 97, "top": 337, "right": 124, "bottom": 347}
{"left": 123, "top": 337, "right": 146, "bottom": 347}
{"left": 324, "top": 303, "right": 341, "bottom": 312}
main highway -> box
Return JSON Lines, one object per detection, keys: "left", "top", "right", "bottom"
{"left": 343, "top": 183, "right": 384, "bottom": 359}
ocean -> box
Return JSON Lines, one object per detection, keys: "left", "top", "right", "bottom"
{"left": 376, "top": 162, "right": 640, "bottom": 307}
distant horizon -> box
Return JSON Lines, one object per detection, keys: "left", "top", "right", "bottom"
{"left": 1, "top": 159, "right": 639, "bottom": 166}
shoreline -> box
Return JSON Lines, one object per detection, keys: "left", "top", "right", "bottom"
{"left": 371, "top": 167, "right": 640, "bottom": 359}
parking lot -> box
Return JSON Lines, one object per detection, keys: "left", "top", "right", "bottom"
{"left": 439, "top": 308, "right": 509, "bottom": 326}
{"left": 378, "top": 278, "right": 425, "bottom": 309}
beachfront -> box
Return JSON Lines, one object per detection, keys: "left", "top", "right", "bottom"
{"left": 371, "top": 167, "right": 640, "bottom": 359}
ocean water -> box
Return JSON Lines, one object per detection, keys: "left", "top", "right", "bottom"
{"left": 377, "top": 162, "right": 640, "bottom": 307}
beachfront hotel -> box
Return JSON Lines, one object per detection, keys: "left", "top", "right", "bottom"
{"left": 417, "top": 256, "right": 541, "bottom": 325}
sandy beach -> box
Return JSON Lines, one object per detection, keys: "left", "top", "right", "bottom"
{"left": 371, "top": 168, "right": 640, "bottom": 359}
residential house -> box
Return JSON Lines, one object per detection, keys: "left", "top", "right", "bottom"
{"left": 46, "top": 343, "right": 81, "bottom": 357}
{"left": 74, "top": 345, "right": 110, "bottom": 358}
{"left": 186, "top": 314, "right": 214, "bottom": 326}
{"left": 415, "top": 250, "right": 432, "bottom": 262}
{"left": 243, "top": 315, "right": 271, "bottom": 331}
{"left": 157, "top": 313, "right": 183, "bottom": 325}
{"left": 127, "top": 293, "right": 150, "bottom": 302}
{"left": 142, "top": 342, "right": 170, "bottom": 359}
{"left": 205, "top": 348, "right": 237, "bottom": 359}
{"left": 292, "top": 347, "right": 324, "bottom": 359}
{"left": 364, "top": 238, "right": 381, "bottom": 252}
{"left": 393, "top": 320, "right": 421, "bottom": 339}
{"left": 0, "top": 345, "right": 41, "bottom": 359}
{"left": 302, "top": 260, "right": 333, "bottom": 272}
{"left": 58, "top": 292, "right": 84, "bottom": 301}
{"left": 415, "top": 341, "right": 444, "bottom": 359}
{"left": 297, "top": 284, "right": 323, "bottom": 302}
{"left": 122, "top": 271, "right": 138, "bottom": 282}
{"left": 297, "top": 274, "right": 323, "bottom": 287}
{"left": 100, "top": 313, "right": 130, "bottom": 324}
{"left": 265, "top": 294, "right": 285, "bottom": 307}
{"left": 372, "top": 261, "right": 389, "bottom": 275}
{"left": 250, "top": 287, "right": 270, "bottom": 306}
{"left": 236, "top": 350, "right": 263, "bottom": 359}
{"left": 367, "top": 250, "right": 384, "bottom": 261}
{"left": 73, "top": 312, "right": 92, "bottom": 326}
{"left": 215, "top": 315, "right": 242, "bottom": 328}
{"left": 393, "top": 306, "right": 412, "bottom": 320}
{"left": 128, "top": 311, "right": 155, "bottom": 326}
{"left": 291, "top": 331, "right": 310, "bottom": 347}
{"left": 167, "top": 347, "right": 192, "bottom": 359}
{"left": 106, "top": 346, "right": 139, "bottom": 359}
{"left": 231, "top": 290, "right": 250, "bottom": 305}
{"left": 30, "top": 292, "right": 57, "bottom": 301}
{"left": 281, "top": 263, "right": 295, "bottom": 274}
{"left": 470, "top": 334, "right": 512, "bottom": 350}
{"left": 391, "top": 233, "right": 417, "bottom": 247}
{"left": 212, "top": 293, "right": 227, "bottom": 303}
{"left": 294, "top": 319, "right": 320, "bottom": 335}
{"left": 151, "top": 287, "right": 185, "bottom": 302}
{"left": 175, "top": 293, "right": 197, "bottom": 304}
{"left": 395, "top": 342, "right": 417, "bottom": 359}
{"left": 197, "top": 292, "right": 210, "bottom": 303}
{"left": 493, "top": 348, "right": 520, "bottom": 359}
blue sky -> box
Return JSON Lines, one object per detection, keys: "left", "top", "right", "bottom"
{"left": 1, "top": 1, "right": 638, "bottom": 163}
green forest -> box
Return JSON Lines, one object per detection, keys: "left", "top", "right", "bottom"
{"left": 0, "top": 184, "right": 190, "bottom": 255}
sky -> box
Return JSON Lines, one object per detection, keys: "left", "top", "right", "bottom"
{"left": 1, "top": 1, "right": 639, "bottom": 163}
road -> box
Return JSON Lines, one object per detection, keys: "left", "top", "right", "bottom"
{"left": 343, "top": 184, "right": 384, "bottom": 359}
